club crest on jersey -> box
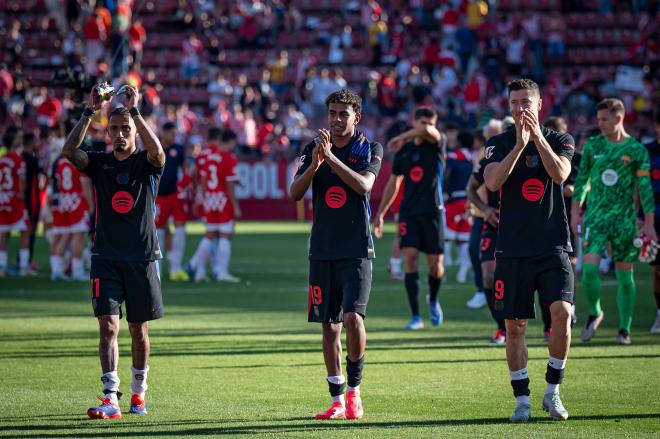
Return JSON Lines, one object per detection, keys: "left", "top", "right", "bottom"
{"left": 525, "top": 155, "right": 539, "bottom": 167}
{"left": 116, "top": 172, "right": 130, "bottom": 185}
{"left": 485, "top": 146, "right": 495, "bottom": 159}
{"left": 601, "top": 169, "right": 618, "bottom": 186}
{"left": 620, "top": 155, "right": 630, "bottom": 163}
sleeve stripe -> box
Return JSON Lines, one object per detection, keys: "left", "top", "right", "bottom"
{"left": 637, "top": 170, "right": 650, "bottom": 177}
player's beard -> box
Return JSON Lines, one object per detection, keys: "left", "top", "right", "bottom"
{"left": 114, "top": 142, "right": 130, "bottom": 152}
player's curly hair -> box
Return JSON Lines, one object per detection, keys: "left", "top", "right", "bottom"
{"left": 507, "top": 78, "right": 540, "bottom": 97}
{"left": 325, "top": 89, "right": 362, "bottom": 114}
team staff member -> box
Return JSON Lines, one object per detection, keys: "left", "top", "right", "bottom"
{"left": 290, "top": 89, "right": 383, "bottom": 420}
{"left": 62, "top": 84, "right": 166, "bottom": 419}
{"left": 484, "top": 79, "right": 575, "bottom": 422}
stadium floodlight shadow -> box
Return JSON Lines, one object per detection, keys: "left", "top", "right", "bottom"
{"left": 8, "top": 413, "right": 660, "bottom": 438}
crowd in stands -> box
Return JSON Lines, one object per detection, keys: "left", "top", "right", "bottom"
{"left": 0, "top": 0, "right": 658, "bottom": 166}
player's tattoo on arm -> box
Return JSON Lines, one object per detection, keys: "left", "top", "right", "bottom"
{"left": 133, "top": 115, "right": 166, "bottom": 168}
{"left": 62, "top": 115, "right": 91, "bottom": 170}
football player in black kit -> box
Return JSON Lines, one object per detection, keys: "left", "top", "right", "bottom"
{"left": 290, "top": 89, "right": 383, "bottom": 420}
{"left": 374, "top": 107, "right": 446, "bottom": 330}
{"left": 62, "top": 84, "right": 165, "bottom": 419}
{"left": 483, "top": 79, "right": 575, "bottom": 422}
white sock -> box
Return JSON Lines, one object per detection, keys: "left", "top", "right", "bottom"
{"left": 458, "top": 242, "right": 471, "bottom": 267}
{"left": 0, "top": 250, "right": 7, "bottom": 269}
{"left": 389, "top": 257, "right": 402, "bottom": 274}
{"left": 444, "top": 242, "right": 453, "bottom": 265}
{"left": 327, "top": 375, "right": 345, "bottom": 405}
{"left": 72, "top": 257, "right": 84, "bottom": 277}
{"left": 347, "top": 385, "right": 360, "bottom": 393}
{"left": 50, "top": 255, "right": 63, "bottom": 276}
{"left": 509, "top": 368, "right": 528, "bottom": 381}
{"left": 101, "top": 371, "right": 120, "bottom": 403}
{"left": 548, "top": 356, "right": 567, "bottom": 370}
{"left": 131, "top": 366, "right": 149, "bottom": 396}
{"left": 216, "top": 238, "right": 231, "bottom": 276}
{"left": 516, "top": 395, "right": 530, "bottom": 406}
{"left": 19, "top": 248, "right": 29, "bottom": 269}
{"left": 193, "top": 237, "right": 213, "bottom": 275}
{"left": 545, "top": 383, "right": 559, "bottom": 394}
{"left": 169, "top": 226, "right": 186, "bottom": 273}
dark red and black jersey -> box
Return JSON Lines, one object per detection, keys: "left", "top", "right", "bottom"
{"left": 392, "top": 136, "right": 446, "bottom": 219}
{"left": 80, "top": 149, "right": 164, "bottom": 261}
{"left": 295, "top": 132, "right": 383, "bottom": 260}
{"left": 483, "top": 126, "right": 575, "bottom": 257}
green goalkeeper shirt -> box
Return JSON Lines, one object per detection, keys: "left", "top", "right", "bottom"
{"left": 573, "top": 134, "right": 654, "bottom": 221}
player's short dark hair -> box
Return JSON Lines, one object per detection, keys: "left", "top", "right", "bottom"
{"left": 208, "top": 127, "right": 222, "bottom": 141}
{"left": 23, "top": 132, "right": 36, "bottom": 145}
{"left": 544, "top": 116, "right": 567, "bottom": 133}
{"left": 162, "top": 121, "right": 176, "bottom": 131}
{"left": 414, "top": 107, "right": 437, "bottom": 121}
{"left": 472, "top": 129, "right": 485, "bottom": 142}
{"left": 444, "top": 121, "right": 460, "bottom": 131}
{"left": 221, "top": 129, "right": 237, "bottom": 143}
{"left": 457, "top": 131, "right": 474, "bottom": 149}
{"left": 108, "top": 106, "right": 130, "bottom": 121}
{"left": 507, "top": 78, "right": 540, "bottom": 97}
{"left": 325, "top": 89, "right": 362, "bottom": 114}
{"left": 3, "top": 126, "right": 19, "bottom": 148}
{"left": 596, "top": 98, "right": 625, "bottom": 115}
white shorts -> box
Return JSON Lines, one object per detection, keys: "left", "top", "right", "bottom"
{"left": 0, "top": 218, "right": 27, "bottom": 233}
{"left": 205, "top": 220, "right": 234, "bottom": 234}
{"left": 50, "top": 216, "right": 89, "bottom": 235}
{"left": 444, "top": 226, "right": 470, "bottom": 242}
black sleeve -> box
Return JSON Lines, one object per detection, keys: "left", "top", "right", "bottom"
{"left": 554, "top": 132, "right": 575, "bottom": 161}
{"left": 472, "top": 157, "right": 487, "bottom": 184}
{"left": 363, "top": 142, "right": 383, "bottom": 177}
{"left": 295, "top": 141, "right": 314, "bottom": 177}
{"left": 79, "top": 151, "right": 100, "bottom": 178}
{"left": 144, "top": 150, "right": 165, "bottom": 175}
{"left": 482, "top": 135, "right": 507, "bottom": 166}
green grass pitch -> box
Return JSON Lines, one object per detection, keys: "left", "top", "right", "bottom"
{"left": 0, "top": 222, "right": 658, "bottom": 438}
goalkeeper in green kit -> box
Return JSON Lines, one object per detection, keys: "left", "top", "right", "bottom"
{"left": 571, "top": 98, "right": 657, "bottom": 345}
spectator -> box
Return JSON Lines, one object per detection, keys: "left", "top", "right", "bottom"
{"left": 128, "top": 19, "right": 146, "bottom": 69}
{"left": 368, "top": 14, "right": 388, "bottom": 65}
{"left": 82, "top": 11, "right": 107, "bottom": 75}
{"left": 36, "top": 89, "right": 63, "bottom": 130}
{"left": 181, "top": 32, "right": 203, "bottom": 81}
{"left": 268, "top": 51, "right": 289, "bottom": 97}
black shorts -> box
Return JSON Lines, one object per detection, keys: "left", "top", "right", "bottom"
{"left": 308, "top": 258, "right": 372, "bottom": 323}
{"left": 493, "top": 252, "right": 574, "bottom": 320}
{"left": 480, "top": 224, "right": 497, "bottom": 263}
{"left": 90, "top": 259, "right": 164, "bottom": 323}
{"left": 398, "top": 212, "right": 444, "bottom": 254}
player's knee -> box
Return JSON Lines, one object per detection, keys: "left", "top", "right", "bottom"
{"left": 322, "top": 322, "right": 342, "bottom": 338}
{"left": 98, "top": 317, "right": 119, "bottom": 340}
{"left": 505, "top": 320, "right": 527, "bottom": 339}
{"left": 550, "top": 302, "right": 571, "bottom": 325}
{"left": 344, "top": 312, "right": 363, "bottom": 329}
{"left": 128, "top": 322, "right": 148, "bottom": 340}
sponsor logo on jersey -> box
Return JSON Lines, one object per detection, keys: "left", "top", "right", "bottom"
{"left": 325, "top": 186, "right": 347, "bottom": 209}
{"left": 521, "top": 178, "right": 545, "bottom": 202}
{"left": 409, "top": 166, "right": 424, "bottom": 183}
{"left": 601, "top": 169, "right": 618, "bottom": 186}
{"left": 525, "top": 155, "right": 539, "bottom": 167}
{"left": 111, "top": 191, "right": 135, "bottom": 214}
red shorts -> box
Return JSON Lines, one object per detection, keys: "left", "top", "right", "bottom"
{"left": 155, "top": 193, "right": 188, "bottom": 228}
{"left": 203, "top": 192, "right": 233, "bottom": 225}
{"left": 444, "top": 199, "right": 471, "bottom": 240}
{"left": 0, "top": 201, "right": 28, "bottom": 233}
{"left": 52, "top": 208, "right": 89, "bottom": 234}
